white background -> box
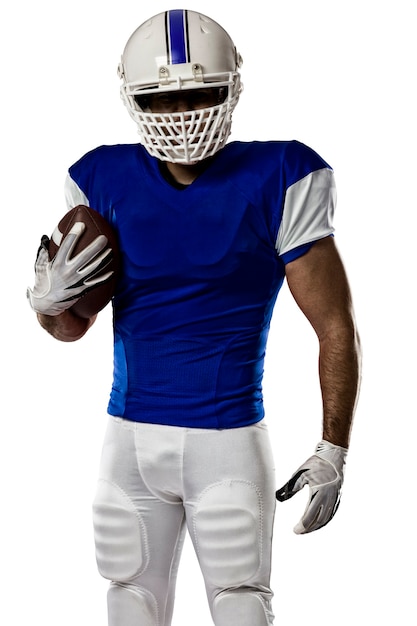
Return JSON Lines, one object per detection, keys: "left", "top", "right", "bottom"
{"left": 1, "top": 0, "right": 415, "bottom": 624}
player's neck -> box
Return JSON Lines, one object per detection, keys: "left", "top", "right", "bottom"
{"left": 163, "top": 159, "right": 213, "bottom": 187}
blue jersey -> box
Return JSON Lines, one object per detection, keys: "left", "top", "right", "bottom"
{"left": 66, "top": 140, "right": 336, "bottom": 428}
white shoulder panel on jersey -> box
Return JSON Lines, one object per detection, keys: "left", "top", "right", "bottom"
{"left": 275, "top": 167, "right": 336, "bottom": 257}
{"left": 64, "top": 173, "right": 89, "bottom": 210}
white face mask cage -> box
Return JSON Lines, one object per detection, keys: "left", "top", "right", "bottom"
{"left": 120, "top": 72, "right": 242, "bottom": 163}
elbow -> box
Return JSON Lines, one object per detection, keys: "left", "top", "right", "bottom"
{"left": 318, "top": 314, "right": 362, "bottom": 359}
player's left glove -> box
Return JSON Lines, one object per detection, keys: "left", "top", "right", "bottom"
{"left": 276, "top": 440, "right": 348, "bottom": 534}
{"left": 27, "top": 224, "right": 112, "bottom": 316}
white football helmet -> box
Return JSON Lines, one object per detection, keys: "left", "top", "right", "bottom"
{"left": 118, "top": 9, "right": 243, "bottom": 163}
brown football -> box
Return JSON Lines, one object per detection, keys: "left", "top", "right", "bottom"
{"left": 48, "top": 205, "right": 120, "bottom": 318}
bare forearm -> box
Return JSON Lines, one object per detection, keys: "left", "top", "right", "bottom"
{"left": 37, "top": 310, "right": 96, "bottom": 342}
{"left": 319, "top": 324, "right": 361, "bottom": 448}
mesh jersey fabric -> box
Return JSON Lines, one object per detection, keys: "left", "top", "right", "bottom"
{"left": 66, "top": 140, "right": 335, "bottom": 428}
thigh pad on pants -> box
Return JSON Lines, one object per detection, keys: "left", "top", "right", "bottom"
{"left": 192, "top": 480, "right": 262, "bottom": 588}
{"left": 93, "top": 479, "right": 149, "bottom": 582}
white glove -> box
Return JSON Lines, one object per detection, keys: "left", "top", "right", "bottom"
{"left": 27, "top": 222, "right": 113, "bottom": 316}
{"left": 276, "top": 440, "right": 348, "bottom": 534}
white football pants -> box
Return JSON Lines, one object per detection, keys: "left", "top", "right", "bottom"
{"left": 93, "top": 417, "right": 276, "bottom": 625}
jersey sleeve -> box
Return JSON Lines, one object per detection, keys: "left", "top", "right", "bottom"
{"left": 275, "top": 147, "right": 336, "bottom": 264}
{"left": 64, "top": 173, "right": 90, "bottom": 210}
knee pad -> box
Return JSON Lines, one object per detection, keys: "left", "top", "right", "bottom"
{"left": 192, "top": 480, "right": 262, "bottom": 587}
{"left": 93, "top": 479, "right": 148, "bottom": 582}
{"left": 212, "top": 589, "right": 273, "bottom": 626}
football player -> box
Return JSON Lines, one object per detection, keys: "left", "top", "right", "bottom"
{"left": 28, "top": 10, "right": 361, "bottom": 625}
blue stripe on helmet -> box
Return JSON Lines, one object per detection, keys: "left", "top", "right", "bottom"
{"left": 168, "top": 10, "right": 188, "bottom": 64}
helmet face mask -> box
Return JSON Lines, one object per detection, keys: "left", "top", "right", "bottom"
{"left": 118, "top": 10, "right": 243, "bottom": 164}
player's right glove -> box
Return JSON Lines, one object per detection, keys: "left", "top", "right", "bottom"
{"left": 276, "top": 440, "right": 348, "bottom": 534}
{"left": 27, "top": 222, "right": 113, "bottom": 316}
